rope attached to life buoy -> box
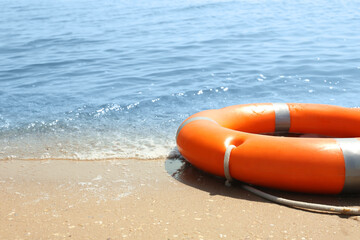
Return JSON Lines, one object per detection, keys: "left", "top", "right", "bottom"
{"left": 223, "top": 145, "right": 360, "bottom": 215}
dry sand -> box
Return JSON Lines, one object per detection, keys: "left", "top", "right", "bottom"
{"left": 0, "top": 157, "right": 359, "bottom": 239}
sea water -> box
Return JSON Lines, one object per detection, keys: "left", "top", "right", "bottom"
{"left": 1, "top": 0, "right": 360, "bottom": 161}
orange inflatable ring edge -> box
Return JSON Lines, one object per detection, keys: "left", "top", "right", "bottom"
{"left": 176, "top": 103, "right": 360, "bottom": 194}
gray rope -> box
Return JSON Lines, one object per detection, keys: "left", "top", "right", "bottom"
{"left": 241, "top": 184, "right": 360, "bottom": 215}
{"left": 223, "top": 145, "right": 360, "bottom": 215}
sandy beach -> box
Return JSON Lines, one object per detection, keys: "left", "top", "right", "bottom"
{"left": 0, "top": 157, "right": 359, "bottom": 240}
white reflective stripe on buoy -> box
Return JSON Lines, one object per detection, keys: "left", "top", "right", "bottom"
{"left": 224, "top": 145, "right": 236, "bottom": 183}
{"left": 176, "top": 117, "right": 218, "bottom": 140}
{"left": 273, "top": 103, "right": 291, "bottom": 133}
{"left": 336, "top": 138, "right": 360, "bottom": 192}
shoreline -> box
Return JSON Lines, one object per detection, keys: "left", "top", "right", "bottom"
{"left": 0, "top": 159, "right": 359, "bottom": 239}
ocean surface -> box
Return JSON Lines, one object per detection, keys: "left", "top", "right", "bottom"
{"left": 1, "top": 0, "right": 360, "bottom": 161}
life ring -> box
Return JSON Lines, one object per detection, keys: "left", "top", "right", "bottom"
{"left": 176, "top": 103, "right": 360, "bottom": 194}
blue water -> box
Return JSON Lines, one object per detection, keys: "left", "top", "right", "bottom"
{"left": 1, "top": 0, "right": 360, "bottom": 160}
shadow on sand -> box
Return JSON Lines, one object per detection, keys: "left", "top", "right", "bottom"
{"left": 165, "top": 147, "right": 360, "bottom": 218}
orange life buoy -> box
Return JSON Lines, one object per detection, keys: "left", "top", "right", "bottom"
{"left": 176, "top": 103, "right": 360, "bottom": 194}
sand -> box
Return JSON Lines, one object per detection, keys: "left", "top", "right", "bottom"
{"left": 0, "top": 158, "right": 359, "bottom": 240}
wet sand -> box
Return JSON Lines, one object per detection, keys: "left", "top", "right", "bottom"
{"left": 0, "top": 158, "right": 359, "bottom": 239}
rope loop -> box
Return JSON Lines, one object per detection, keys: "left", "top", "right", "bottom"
{"left": 224, "top": 145, "right": 236, "bottom": 186}
{"left": 223, "top": 144, "right": 360, "bottom": 215}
